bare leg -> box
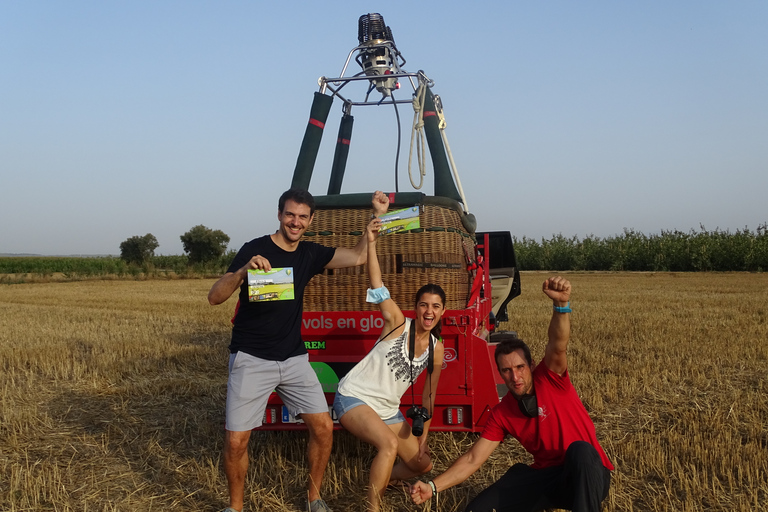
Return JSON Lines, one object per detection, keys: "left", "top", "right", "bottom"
{"left": 300, "top": 412, "right": 334, "bottom": 503}
{"left": 339, "top": 405, "right": 400, "bottom": 512}
{"left": 223, "top": 429, "right": 251, "bottom": 512}
{"left": 388, "top": 421, "right": 433, "bottom": 482}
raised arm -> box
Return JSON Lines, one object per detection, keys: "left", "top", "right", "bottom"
{"left": 542, "top": 276, "right": 572, "bottom": 376}
{"left": 365, "top": 195, "right": 405, "bottom": 335}
{"left": 325, "top": 190, "right": 390, "bottom": 269}
{"left": 409, "top": 436, "right": 499, "bottom": 505}
{"left": 367, "top": 220, "right": 384, "bottom": 289}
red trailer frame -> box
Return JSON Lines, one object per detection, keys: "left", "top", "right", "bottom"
{"left": 258, "top": 234, "right": 505, "bottom": 432}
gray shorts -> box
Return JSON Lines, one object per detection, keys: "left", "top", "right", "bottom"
{"left": 226, "top": 351, "right": 328, "bottom": 431}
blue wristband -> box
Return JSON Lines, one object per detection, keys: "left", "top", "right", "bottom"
{"left": 553, "top": 302, "right": 572, "bottom": 313}
{"left": 366, "top": 285, "right": 391, "bottom": 304}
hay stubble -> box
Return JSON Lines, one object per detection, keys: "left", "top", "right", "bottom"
{"left": 0, "top": 273, "right": 766, "bottom": 511}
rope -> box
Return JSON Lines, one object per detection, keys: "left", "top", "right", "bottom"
{"left": 408, "top": 82, "right": 428, "bottom": 190}
{"left": 408, "top": 83, "right": 470, "bottom": 213}
{"left": 432, "top": 95, "right": 470, "bottom": 212}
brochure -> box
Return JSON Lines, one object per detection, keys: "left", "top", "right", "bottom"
{"left": 247, "top": 267, "right": 295, "bottom": 302}
{"left": 379, "top": 206, "right": 420, "bottom": 235}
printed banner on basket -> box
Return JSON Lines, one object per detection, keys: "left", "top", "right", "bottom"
{"left": 380, "top": 206, "right": 420, "bottom": 235}
{"left": 247, "top": 268, "right": 295, "bottom": 302}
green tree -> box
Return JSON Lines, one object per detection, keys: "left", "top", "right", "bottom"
{"left": 119, "top": 233, "right": 159, "bottom": 264}
{"left": 180, "top": 225, "right": 230, "bottom": 263}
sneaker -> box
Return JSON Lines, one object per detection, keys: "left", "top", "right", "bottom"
{"left": 220, "top": 508, "right": 241, "bottom": 512}
{"left": 308, "top": 498, "right": 332, "bottom": 512}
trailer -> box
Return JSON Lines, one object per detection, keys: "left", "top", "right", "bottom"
{"left": 258, "top": 14, "right": 521, "bottom": 432}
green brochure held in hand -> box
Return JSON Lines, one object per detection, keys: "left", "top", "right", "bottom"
{"left": 247, "top": 268, "right": 295, "bottom": 302}
{"left": 380, "top": 206, "right": 420, "bottom": 235}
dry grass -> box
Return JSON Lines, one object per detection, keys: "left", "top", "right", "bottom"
{"left": 1, "top": 273, "right": 766, "bottom": 511}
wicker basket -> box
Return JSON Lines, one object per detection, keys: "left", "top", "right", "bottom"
{"left": 303, "top": 202, "right": 476, "bottom": 311}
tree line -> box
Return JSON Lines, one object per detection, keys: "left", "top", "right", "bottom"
{"left": 2, "top": 224, "right": 767, "bottom": 281}
{"left": 513, "top": 224, "right": 768, "bottom": 272}
{"left": 0, "top": 225, "right": 234, "bottom": 281}
{"left": 119, "top": 225, "right": 230, "bottom": 265}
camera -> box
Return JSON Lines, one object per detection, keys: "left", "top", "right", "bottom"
{"left": 406, "top": 405, "right": 431, "bottom": 436}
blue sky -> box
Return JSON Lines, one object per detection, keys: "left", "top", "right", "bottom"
{"left": 2, "top": 1, "right": 766, "bottom": 255}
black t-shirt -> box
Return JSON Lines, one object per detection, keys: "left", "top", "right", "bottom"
{"left": 226, "top": 235, "right": 336, "bottom": 360}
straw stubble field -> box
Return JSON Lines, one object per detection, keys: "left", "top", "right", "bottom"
{"left": 0, "top": 273, "right": 766, "bottom": 511}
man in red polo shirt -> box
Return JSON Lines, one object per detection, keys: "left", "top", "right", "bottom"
{"left": 410, "top": 276, "right": 613, "bottom": 512}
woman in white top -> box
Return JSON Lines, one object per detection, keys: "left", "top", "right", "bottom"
{"left": 332, "top": 191, "right": 446, "bottom": 512}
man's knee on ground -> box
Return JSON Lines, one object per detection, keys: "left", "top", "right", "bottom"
{"left": 565, "top": 441, "right": 602, "bottom": 473}
{"left": 566, "top": 441, "right": 599, "bottom": 460}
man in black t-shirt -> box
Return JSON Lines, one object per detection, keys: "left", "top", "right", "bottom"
{"left": 208, "top": 188, "right": 387, "bottom": 512}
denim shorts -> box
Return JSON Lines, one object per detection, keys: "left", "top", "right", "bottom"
{"left": 333, "top": 392, "right": 406, "bottom": 425}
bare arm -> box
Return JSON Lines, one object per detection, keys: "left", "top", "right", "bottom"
{"left": 409, "top": 437, "right": 499, "bottom": 504}
{"left": 542, "top": 276, "right": 572, "bottom": 376}
{"left": 208, "top": 254, "right": 274, "bottom": 305}
{"left": 324, "top": 233, "right": 369, "bottom": 269}
{"left": 362, "top": 191, "right": 404, "bottom": 337}
{"left": 367, "top": 222, "right": 384, "bottom": 289}
{"left": 416, "top": 341, "right": 444, "bottom": 460}
{"left": 325, "top": 190, "right": 390, "bottom": 270}
{"left": 208, "top": 271, "right": 244, "bottom": 305}
{"left": 369, "top": 225, "right": 405, "bottom": 336}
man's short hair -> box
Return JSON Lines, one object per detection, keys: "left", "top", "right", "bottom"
{"left": 278, "top": 188, "right": 316, "bottom": 216}
{"left": 494, "top": 335, "right": 533, "bottom": 369}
